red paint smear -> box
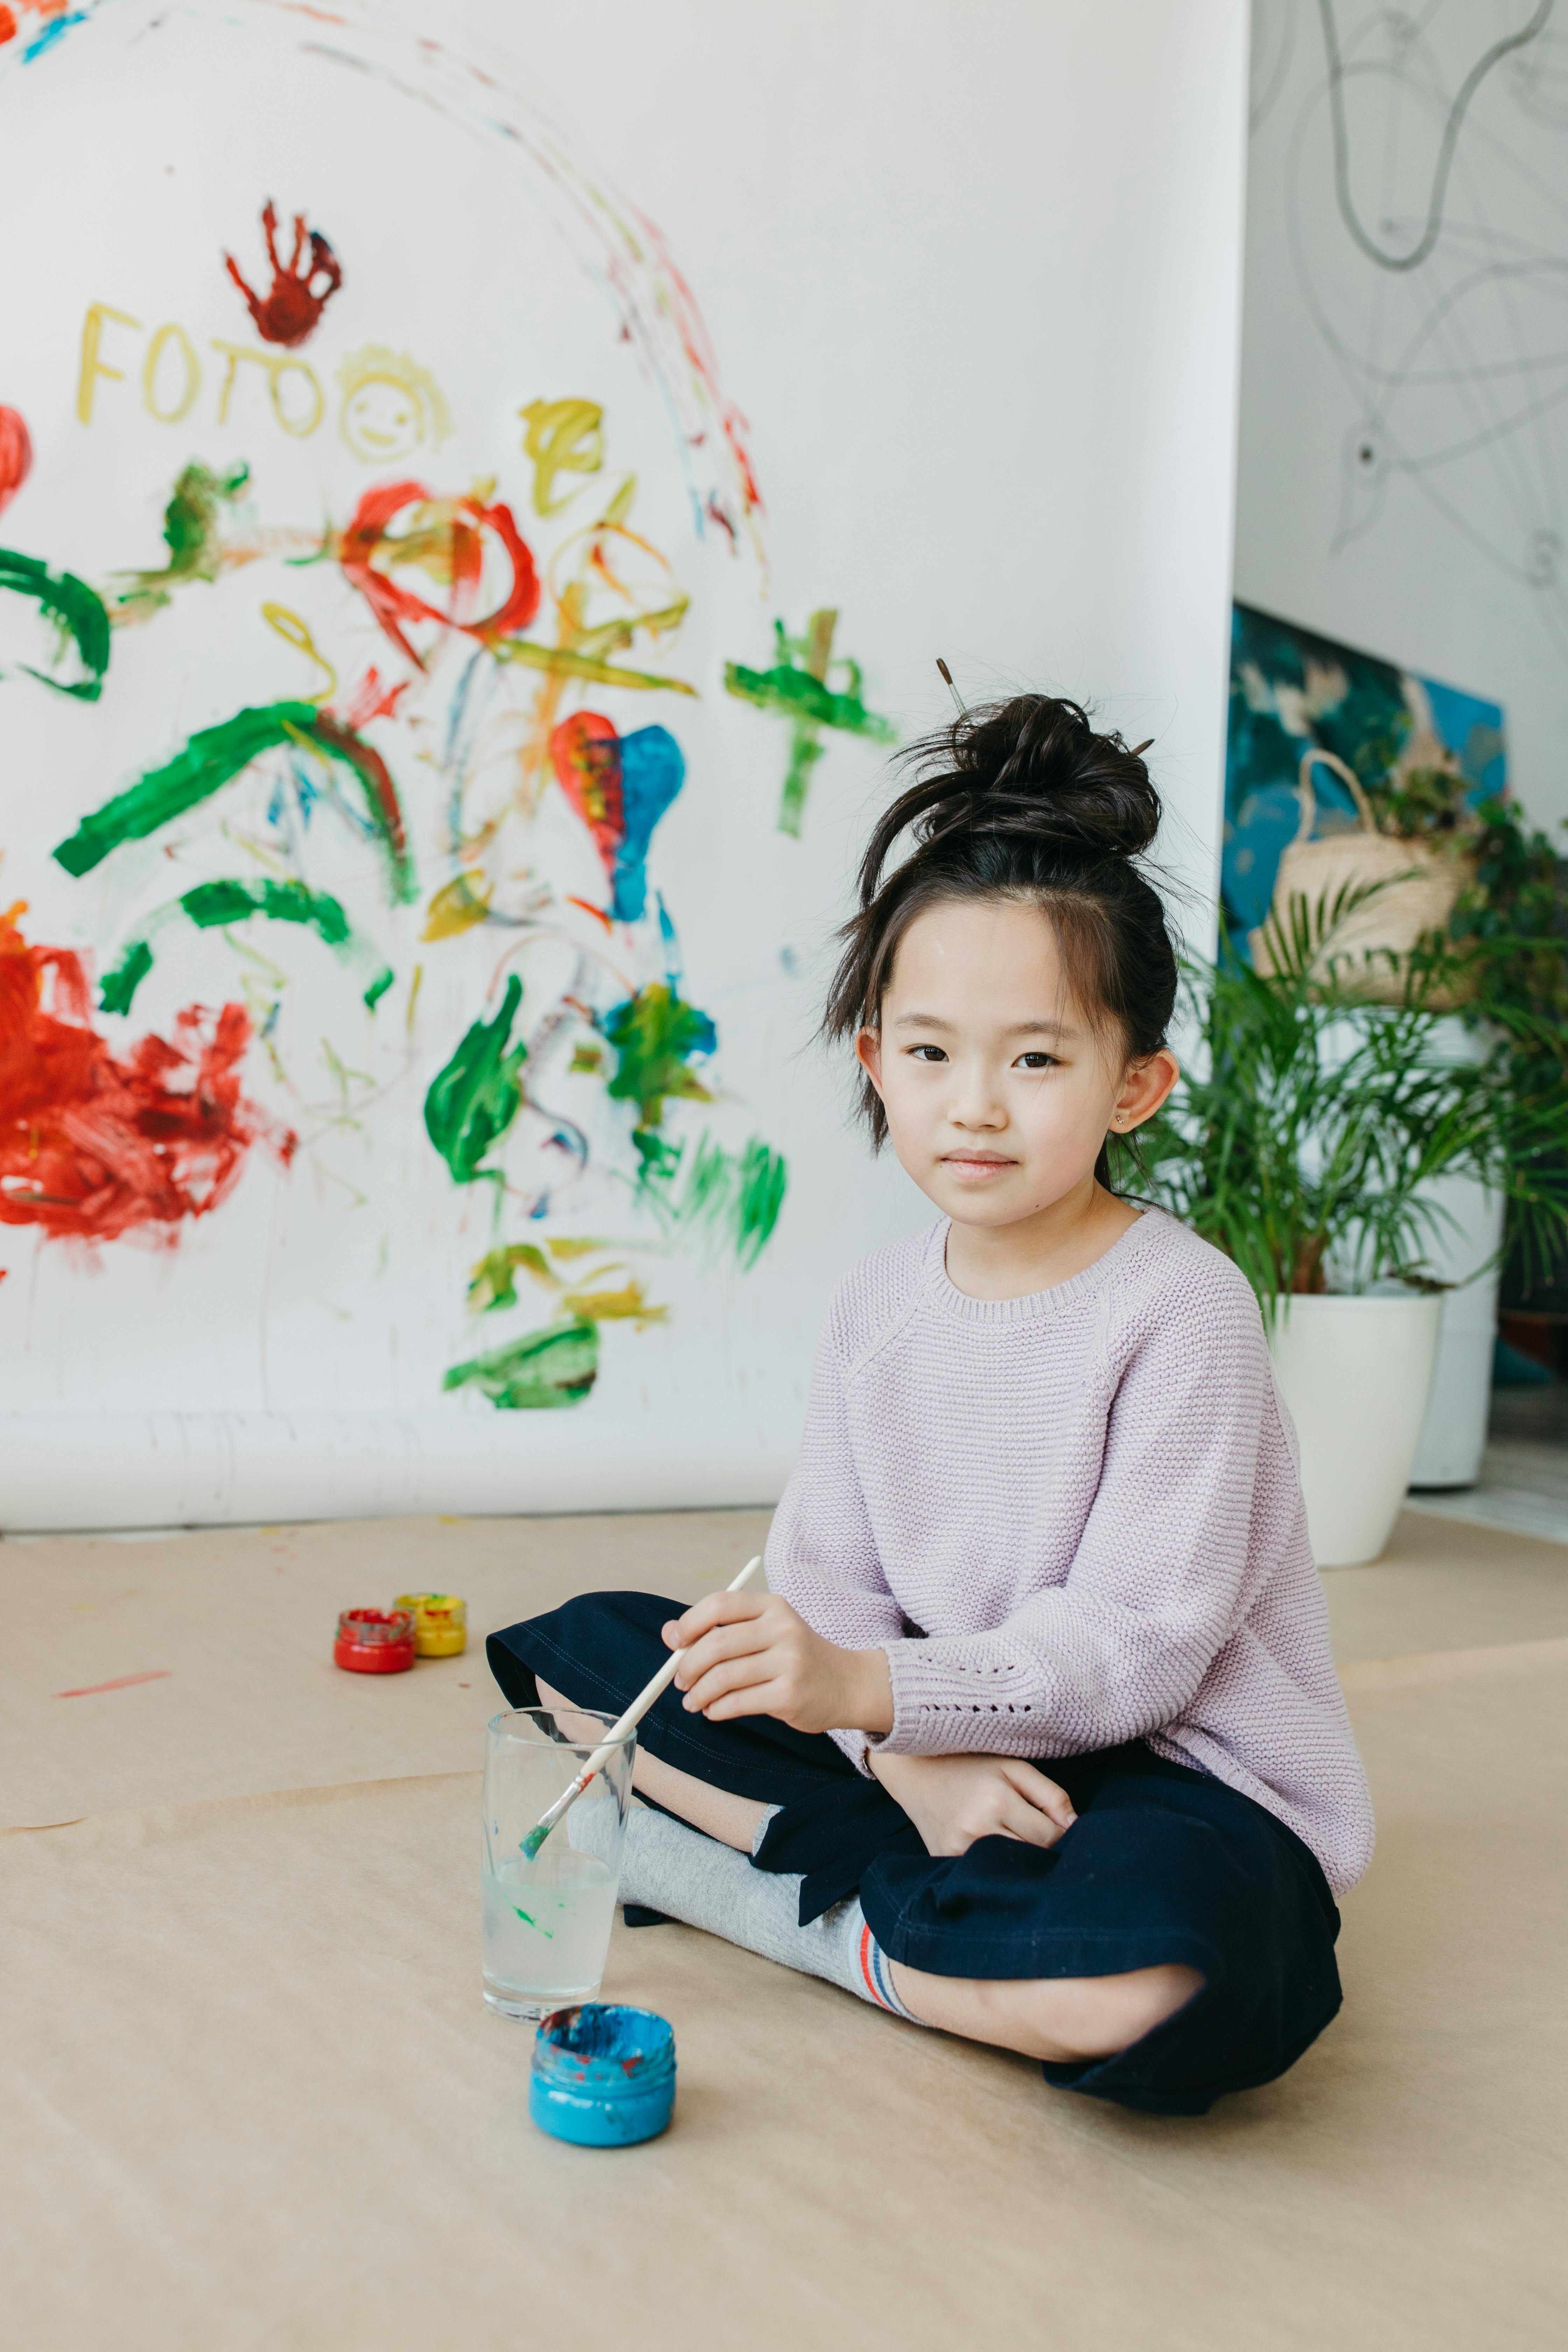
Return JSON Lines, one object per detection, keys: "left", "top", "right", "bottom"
{"left": 338, "top": 481, "right": 539, "bottom": 668}
{"left": 550, "top": 712, "right": 623, "bottom": 884}
{"left": 54, "top": 1669, "right": 172, "bottom": 1699}
{"left": 336, "top": 665, "right": 411, "bottom": 731}
{"left": 0, "top": 905, "right": 295, "bottom": 1245}
{"left": 309, "top": 711, "right": 408, "bottom": 869}
{"left": 564, "top": 895, "right": 614, "bottom": 934}
{"left": 634, "top": 212, "right": 763, "bottom": 529}
{"left": 223, "top": 199, "right": 343, "bottom": 349}
{"left": 0, "top": 403, "right": 31, "bottom": 516}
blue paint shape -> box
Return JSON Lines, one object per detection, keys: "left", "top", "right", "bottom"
{"left": 610, "top": 725, "right": 684, "bottom": 923}
{"left": 529, "top": 2002, "right": 676, "bottom": 2147}
{"left": 655, "top": 890, "right": 682, "bottom": 983}
{"left": 23, "top": 11, "right": 89, "bottom": 63}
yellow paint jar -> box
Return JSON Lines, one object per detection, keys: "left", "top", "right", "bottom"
{"left": 395, "top": 1592, "right": 468, "bottom": 1658}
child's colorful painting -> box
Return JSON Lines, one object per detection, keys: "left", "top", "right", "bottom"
{"left": 1224, "top": 602, "right": 1507, "bottom": 946}
{"left": 0, "top": 0, "right": 897, "bottom": 1515}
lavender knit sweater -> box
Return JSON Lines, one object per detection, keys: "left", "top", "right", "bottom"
{"left": 765, "top": 1208, "right": 1374, "bottom": 1893}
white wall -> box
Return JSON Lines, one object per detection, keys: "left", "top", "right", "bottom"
{"left": 1238, "top": 0, "right": 1568, "bottom": 831}
{"left": 0, "top": 0, "right": 1247, "bottom": 1528}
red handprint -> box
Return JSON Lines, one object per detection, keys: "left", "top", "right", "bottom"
{"left": 223, "top": 200, "right": 343, "bottom": 349}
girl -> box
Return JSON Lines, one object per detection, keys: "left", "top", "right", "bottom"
{"left": 489, "top": 695, "right": 1374, "bottom": 2116}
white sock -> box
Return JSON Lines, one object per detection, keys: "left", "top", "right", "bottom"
{"left": 619, "top": 1802, "right": 925, "bottom": 2023}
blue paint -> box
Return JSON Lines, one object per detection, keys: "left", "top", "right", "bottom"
{"left": 609, "top": 726, "right": 684, "bottom": 923}
{"left": 656, "top": 890, "right": 682, "bottom": 984}
{"left": 529, "top": 2003, "right": 676, "bottom": 2147}
{"left": 23, "top": 10, "right": 89, "bottom": 63}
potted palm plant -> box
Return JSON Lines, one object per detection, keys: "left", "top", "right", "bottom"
{"left": 1238, "top": 748, "right": 1568, "bottom": 1492}
{"left": 1137, "top": 916, "right": 1568, "bottom": 1566}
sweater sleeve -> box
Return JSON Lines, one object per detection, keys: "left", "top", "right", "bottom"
{"left": 764, "top": 1308, "right": 907, "bottom": 1771}
{"left": 870, "top": 1267, "right": 1273, "bottom": 1760}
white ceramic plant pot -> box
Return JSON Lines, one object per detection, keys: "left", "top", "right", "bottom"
{"left": 1408, "top": 1177, "right": 1505, "bottom": 1490}
{"left": 1268, "top": 1294, "right": 1444, "bottom": 1568}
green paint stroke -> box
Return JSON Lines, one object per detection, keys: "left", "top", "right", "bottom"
{"left": 0, "top": 548, "right": 111, "bottom": 702}
{"left": 99, "top": 876, "right": 393, "bottom": 1016}
{"left": 99, "top": 939, "right": 154, "bottom": 1018}
{"left": 424, "top": 975, "right": 526, "bottom": 1185}
{"left": 638, "top": 1128, "right": 787, "bottom": 1269}
{"left": 114, "top": 460, "right": 251, "bottom": 620}
{"left": 52, "top": 701, "right": 414, "bottom": 902}
{"left": 514, "top": 1906, "right": 554, "bottom": 1937}
{"left": 603, "top": 981, "right": 716, "bottom": 1133}
{"left": 724, "top": 610, "right": 896, "bottom": 837}
{"left": 443, "top": 1316, "right": 598, "bottom": 1410}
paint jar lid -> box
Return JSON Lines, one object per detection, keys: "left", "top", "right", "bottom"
{"left": 396, "top": 1592, "right": 466, "bottom": 1624}
{"left": 337, "top": 1608, "right": 416, "bottom": 1646}
{"left": 530, "top": 2004, "right": 676, "bottom": 2148}
{"left": 394, "top": 1593, "right": 467, "bottom": 1657}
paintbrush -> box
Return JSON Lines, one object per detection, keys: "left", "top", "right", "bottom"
{"left": 936, "top": 656, "right": 965, "bottom": 715}
{"left": 520, "top": 1554, "right": 764, "bottom": 1859}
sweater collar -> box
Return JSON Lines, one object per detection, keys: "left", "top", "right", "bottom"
{"left": 922, "top": 1204, "right": 1167, "bottom": 1323}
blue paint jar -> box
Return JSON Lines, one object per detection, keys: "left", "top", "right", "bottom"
{"left": 529, "top": 2003, "right": 676, "bottom": 2147}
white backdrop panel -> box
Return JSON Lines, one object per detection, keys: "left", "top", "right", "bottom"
{"left": 0, "top": 0, "right": 1246, "bottom": 1527}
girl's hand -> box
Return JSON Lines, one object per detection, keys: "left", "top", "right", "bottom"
{"left": 867, "top": 1750, "right": 1077, "bottom": 1857}
{"left": 663, "top": 1590, "right": 894, "bottom": 1736}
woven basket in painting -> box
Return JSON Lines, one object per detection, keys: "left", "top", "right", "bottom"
{"left": 1248, "top": 748, "right": 1475, "bottom": 1007}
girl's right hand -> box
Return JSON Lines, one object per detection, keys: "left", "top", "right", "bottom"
{"left": 867, "top": 1750, "right": 1077, "bottom": 1857}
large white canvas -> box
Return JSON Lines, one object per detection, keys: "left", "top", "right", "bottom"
{"left": 0, "top": 0, "right": 1247, "bottom": 1528}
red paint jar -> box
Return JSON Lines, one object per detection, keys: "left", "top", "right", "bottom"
{"left": 334, "top": 1607, "right": 417, "bottom": 1674}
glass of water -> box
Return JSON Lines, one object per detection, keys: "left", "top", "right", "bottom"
{"left": 482, "top": 1706, "right": 635, "bottom": 2019}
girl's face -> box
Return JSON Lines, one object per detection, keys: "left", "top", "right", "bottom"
{"left": 856, "top": 897, "right": 1178, "bottom": 1231}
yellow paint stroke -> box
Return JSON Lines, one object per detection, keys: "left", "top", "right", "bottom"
{"left": 261, "top": 602, "right": 337, "bottom": 703}
{"left": 507, "top": 496, "right": 694, "bottom": 809}
{"left": 562, "top": 1280, "right": 667, "bottom": 1328}
{"left": 227, "top": 930, "right": 290, "bottom": 989}
{"left": 317, "top": 1038, "right": 374, "bottom": 1130}
{"left": 422, "top": 871, "right": 493, "bottom": 941}
{"left": 337, "top": 345, "right": 453, "bottom": 464}
{"left": 77, "top": 302, "right": 142, "bottom": 425}
{"left": 210, "top": 341, "right": 323, "bottom": 438}
{"left": 141, "top": 323, "right": 201, "bottom": 425}
{"left": 405, "top": 961, "right": 424, "bottom": 1036}
{"left": 519, "top": 398, "right": 604, "bottom": 517}
{"left": 545, "top": 1235, "right": 610, "bottom": 1260}
{"left": 490, "top": 637, "right": 697, "bottom": 694}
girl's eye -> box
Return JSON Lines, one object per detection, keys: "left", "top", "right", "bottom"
{"left": 1015, "top": 1052, "right": 1058, "bottom": 1071}
{"left": 907, "top": 1044, "right": 947, "bottom": 1063}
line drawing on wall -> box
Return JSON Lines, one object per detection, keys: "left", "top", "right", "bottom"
{"left": 1251, "top": 0, "right": 1568, "bottom": 657}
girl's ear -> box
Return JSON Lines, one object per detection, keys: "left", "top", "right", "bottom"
{"left": 1115, "top": 1046, "right": 1179, "bottom": 1132}
{"left": 855, "top": 1026, "right": 886, "bottom": 1098}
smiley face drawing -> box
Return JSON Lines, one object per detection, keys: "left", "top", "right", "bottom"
{"left": 337, "top": 345, "right": 454, "bottom": 463}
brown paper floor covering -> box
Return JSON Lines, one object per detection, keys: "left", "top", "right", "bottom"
{"left": 5, "top": 1506, "right": 1566, "bottom": 2349}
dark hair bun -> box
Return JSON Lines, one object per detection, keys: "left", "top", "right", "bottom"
{"left": 860, "top": 694, "right": 1160, "bottom": 901}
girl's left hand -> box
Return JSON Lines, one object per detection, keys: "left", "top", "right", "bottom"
{"left": 663, "top": 1589, "right": 894, "bottom": 1737}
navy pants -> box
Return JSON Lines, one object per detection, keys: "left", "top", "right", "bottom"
{"left": 488, "top": 1590, "right": 1344, "bottom": 2115}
